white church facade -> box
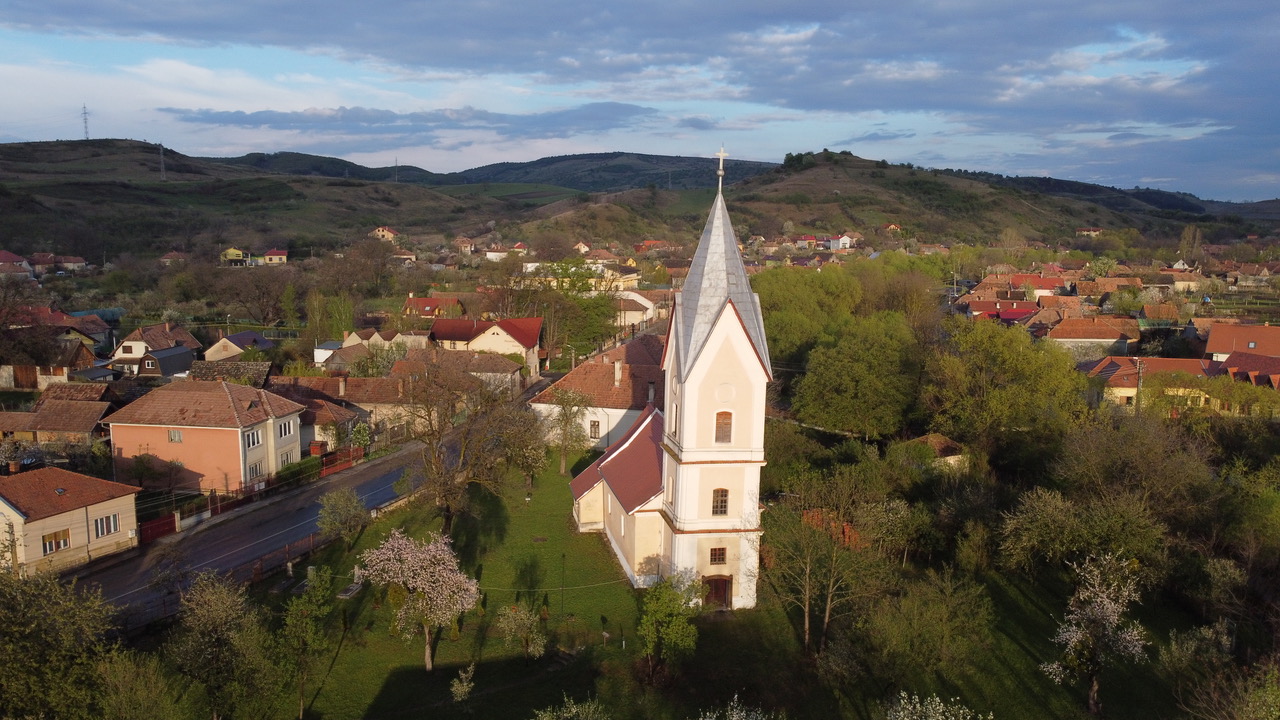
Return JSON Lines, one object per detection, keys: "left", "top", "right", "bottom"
{"left": 570, "top": 151, "right": 771, "bottom": 609}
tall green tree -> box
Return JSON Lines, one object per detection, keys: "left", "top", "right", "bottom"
{"left": 0, "top": 573, "right": 114, "bottom": 720}
{"left": 637, "top": 575, "right": 702, "bottom": 680}
{"left": 548, "top": 388, "right": 591, "bottom": 475}
{"left": 168, "top": 572, "right": 283, "bottom": 720}
{"left": 792, "top": 311, "right": 919, "bottom": 439}
{"left": 317, "top": 487, "right": 369, "bottom": 549}
{"left": 921, "top": 317, "right": 1086, "bottom": 470}
{"left": 279, "top": 568, "right": 334, "bottom": 720}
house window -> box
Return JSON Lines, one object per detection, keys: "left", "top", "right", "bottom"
{"left": 589, "top": 421, "right": 600, "bottom": 440}
{"left": 41, "top": 529, "right": 70, "bottom": 555}
{"left": 278, "top": 420, "right": 294, "bottom": 439}
{"left": 710, "top": 547, "right": 726, "bottom": 565}
{"left": 94, "top": 514, "right": 120, "bottom": 538}
{"left": 122, "top": 344, "right": 134, "bottom": 355}
{"left": 1249, "top": 341, "right": 1258, "bottom": 349}
{"left": 280, "top": 451, "right": 294, "bottom": 467}
{"left": 712, "top": 488, "right": 728, "bottom": 516}
{"left": 168, "top": 429, "right": 183, "bottom": 443}
{"left": 715, "top": 412, "right": 732, "bottom": 443}
{"left": 248, "top": 462, "right": 263, "bottom": 480}
{"left": 245, "top": 429, "right": 262, "bottom": 449}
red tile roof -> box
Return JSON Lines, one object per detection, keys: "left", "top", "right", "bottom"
{"left": 103, "top": 381, "right": 303, "bottom": 429}
{"left": 1205, "top": 324, "right": 1280, "bottom": 358}
{"left": 29, "top": 400, "right": 110, "bottom": 433}
{"left": 402, "top": 296, "right": 460, "bottom": 316}
{"left": 1047, "top": 316, "right": 1141, "bottom": 341}
{"left": 0, "top": 467, "right": 138, "bottom": 521}
{"left": 1220, "top": 351, "right": 1280, "bottom": 389}
{"left": 117, "top": 323, "right": 203, "bottom": 352}
{"left": 496, "top": 318, "right": 542, "bottom": 349}
{"left": 32, "top": 382, "right": 115, "bottom": 409}
{"left": 570, "top": 405, "right": 664, "bottom": 513}
{"left": 1087, "top": 356, "right": 1216, "bottom": 389}
{"left": 429, "top": 317, "right": 542, "bottom": 350}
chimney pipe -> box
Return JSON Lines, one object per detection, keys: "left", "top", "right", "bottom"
{"left": 338, "top": 376, "right": 347, "bottom": 397}
{"left": 614, "top": 360, "right": 622, "bottom": 387}
{"left": 408, "top": 292, "right": 414, "bottom": 298}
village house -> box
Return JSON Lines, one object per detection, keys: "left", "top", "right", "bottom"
{"left": 219, "top": 247, "right": 250, "bottom": 266}
{"left": 109, "top": 323, "right": 202, "bottom": 376}
{"left": 0, "top": 467, "right": 140, "bottom": 576}
{"left": 570, "top": 156, "right": 769, "bottom": 609}
{"left": 1046, "top": 316, "right": 1142, "bottom": 359}
{"left": 103, "top": 381, "right": 304, "bottom": 494}
{"left": 401, "top": 293, "right": 461, "bottom": 319}
{"left": 1204, "top": 323, "right": 1280, "bottom": 362}
{"left": 0, "top": 330, "right": 97, "bottom": 390}
{"left": 1086, "top": 356, "right": 1216, "bottom": 409}
{"left": 262, "top": 248, "right": 288, "bottom": 265}
{"left": 370, "top": 226, "right": 401, "bottom": 243}
{"left": 205, "top": 330, "right": 276, "bottom": 362}
{"left": 391, "top": 347, "right": 523, "bottom": 397}
{"left": 429, "top": 317, "right": 542, "bottom": 379}
{"left": 158, "top": 251, "right": 189, "bottom": 267}
{"left": 531, "top": 334, "right": 664, "bottom": 449}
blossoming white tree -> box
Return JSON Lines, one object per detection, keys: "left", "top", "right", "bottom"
{"left": 1041, "top": 553, "right": 1148, "bottom": 716}
{"left": 360, "top": 529, "right": 479, "bottom": 672}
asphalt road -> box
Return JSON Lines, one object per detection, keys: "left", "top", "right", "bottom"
{"left": 74, "top": 443, "right": 422, "bottom": 620}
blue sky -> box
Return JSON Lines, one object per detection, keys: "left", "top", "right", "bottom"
{"left": 1, "top": 1, "right": 1276, "bottom": 201}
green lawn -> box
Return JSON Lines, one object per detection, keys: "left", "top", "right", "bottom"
{"left": 274, "top": 457, "right": 642, "bottom": 719}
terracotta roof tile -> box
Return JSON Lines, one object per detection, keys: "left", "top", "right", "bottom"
{"left": 1086, "top": 356, "right": 1216, "bottom": 388}
{"left": 1205, "top": 324, "right": 1280, "bottom": 358}
{"left": 0, "top": 467, "right": 138, "bottom": 521}
{"left": 103, "top": 381, "right": 303, "bottom": 429}
{"left": 570, "top": 405, "right": 664, "bottom": 513}
{"left": 31, "top": 382, "right": 114, "bottom": 409}
{"left": 29, "top": 400, "right": 110, "bottom": 433}
{"left": 1047, "top": 316, "right": 1141, "bottom": 341}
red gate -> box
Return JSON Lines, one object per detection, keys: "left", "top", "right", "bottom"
{"left": 137, "top": 514, "right": 177, "bottom": 544}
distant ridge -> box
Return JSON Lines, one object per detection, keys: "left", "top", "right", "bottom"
{"left": 203, "top": 150, "right": 778, "bottom": 192}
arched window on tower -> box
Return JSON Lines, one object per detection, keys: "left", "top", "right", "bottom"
{"left": 712, "top": 488, "right": 728, "bottom": 516}
{"left": 715, "top": 411, "right": 732, "bottom": 443}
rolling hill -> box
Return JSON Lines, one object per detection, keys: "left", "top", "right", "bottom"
{"left": 0, "top": 139, "right": 1276, "bottom": 264}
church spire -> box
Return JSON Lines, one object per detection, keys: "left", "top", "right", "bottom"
{"left": 674, "top": 149, "right": 771, "bottom": 381}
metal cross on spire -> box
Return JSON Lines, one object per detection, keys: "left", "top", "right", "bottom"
{"left": 715, "top": 146, "right": 728, "bottom": 192}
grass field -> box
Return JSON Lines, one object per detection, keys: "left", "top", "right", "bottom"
{"left": 434, "top": 183, "right": 583, "bottom": 206}
{"left": 265, "top": 456, "right": 642, "bottom": 719}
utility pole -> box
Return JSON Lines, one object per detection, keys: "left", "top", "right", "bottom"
{"left": 1134, "top": 358, "right": 1145, "bottom": 417}
{"left": 81, "top": 104, "right": 89, "bottom": 140}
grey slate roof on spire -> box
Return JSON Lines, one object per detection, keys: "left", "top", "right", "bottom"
{"left": 676, "top": 191, "right": 771, "bottom": 380}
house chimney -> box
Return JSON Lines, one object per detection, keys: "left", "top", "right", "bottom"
{"left": 614, "top": 360, "right": 622, "bottom": 387}
{"left": 398, "top": 379, "right": 405, "bottom": 396}
{"left": 164, "top": 321, "right": 171, "bottom": 332}
{"left": 408, "top": 292, "right": 414, "bottom": 298}
{"left": 338, "top": 376, "right": 346, "bottom": 397}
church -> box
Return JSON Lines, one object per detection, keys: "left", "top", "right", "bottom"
{"left": 569, "top": 151, "right": 771, "bottom": 609}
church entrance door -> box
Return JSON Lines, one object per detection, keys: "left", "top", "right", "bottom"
{"left": 705, "top": 576, "right": 732, "bottom": 609}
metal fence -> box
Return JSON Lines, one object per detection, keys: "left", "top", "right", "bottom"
{"left": 115, "top": 530, "right": 333, "bottom": 635}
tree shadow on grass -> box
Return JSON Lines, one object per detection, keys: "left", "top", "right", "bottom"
{"left": 452, "top": 484, "right": 510, "bottom": 571}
